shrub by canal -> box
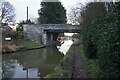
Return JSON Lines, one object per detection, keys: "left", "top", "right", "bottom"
{"left": 79, "top": 46, "right": 101, "bottom": 78}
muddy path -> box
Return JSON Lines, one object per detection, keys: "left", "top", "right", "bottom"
{"left": 72, "top": 44, "right": 88, "bottom": 78}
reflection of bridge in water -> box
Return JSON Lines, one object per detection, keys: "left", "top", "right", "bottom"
{"left": 23, "top": 24, "right": 80, "bottom": 45}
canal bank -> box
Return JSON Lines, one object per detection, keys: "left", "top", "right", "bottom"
{"left": 2, "top": 39, "right": 45, "bottom": 53}
{"left": 45, "top": 40, "right": 88, "bottom": 79}
{"left": 2, "top": 39, "right": 64, "bottom": 53}
{"left": 78, "top": 46, "right": 101, "bottom": 78}
{"left": 45, "top": 45, "right": 74, "bottom": 78}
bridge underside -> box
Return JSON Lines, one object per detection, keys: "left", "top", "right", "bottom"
{"left": 44, "top": 29, "right": 80, "bottom": 33}
{"left": 43, "top": 32, "right": 58, "bottom": 45}
{"left": 43, "top": 29, "right": 80, "bottom": 45}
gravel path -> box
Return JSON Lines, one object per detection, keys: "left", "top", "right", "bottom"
{"left": 72, "top": 44, "right": 88, "bottom": 78}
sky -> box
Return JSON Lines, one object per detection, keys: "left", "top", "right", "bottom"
{"left": 6, "top": 0, "right": 90, "bottom": 23}
{"left": 5, "top": 0, "right": 117, "bottom": 23}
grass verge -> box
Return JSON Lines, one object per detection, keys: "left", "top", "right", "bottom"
{"left": 3, "top": 39, "right": 45, "bottom": 53}
{"left": 15, "top": 39, "right": 44, "bottom": 49}
{"left": 79, "top": 46, "right": 101, "bottom": 78}
{"left": 44, "top": 46, "right": 74, "bottom": 79}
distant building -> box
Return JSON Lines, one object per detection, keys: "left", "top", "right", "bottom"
{"left": 0, "top": 23, "right": 12, "bottom": 40}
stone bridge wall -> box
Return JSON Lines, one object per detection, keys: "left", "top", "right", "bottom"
{"left": 23, "top": 24, "right": 80, "bottom": 45}
{"left": 23, "top": 24, "right": 43, "bottom": 43}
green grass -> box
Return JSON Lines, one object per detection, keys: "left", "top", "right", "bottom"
{"left": 0, "top": 29, "right": 2, "bottom": 34}
{"left": 15, "top": 39, "right": 44, "bottom": 49}
{"left": 72, "top": 38, "right": 79, "bottom": 43}
{"left": 79, "top": 46, "right": 101, "bottom": 78}
{"left": 45, "top": 46, "right": 73, "bottom": 79}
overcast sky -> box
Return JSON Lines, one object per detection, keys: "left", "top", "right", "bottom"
{"left": 5, "top": 0, "right": 117, "bottom": 23}
{"left": 6, "top": 0, "right": 91, "bottom": 23}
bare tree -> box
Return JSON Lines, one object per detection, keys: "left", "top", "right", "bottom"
{"left": 29, "top": 16, "right": 38, "bottom": 24}
{"left": 0, "top": 1, "right": 15, "bottom": 24}
{"left": 68, "top": 3, "right": 84, "bottom": 25}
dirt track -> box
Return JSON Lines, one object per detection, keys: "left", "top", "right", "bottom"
{"left": 72, "top": 44, "right": 88, "bottom": 78}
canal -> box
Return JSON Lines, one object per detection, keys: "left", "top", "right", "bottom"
{"left": 2, "top": 40, "right": 73, "bottom": 78}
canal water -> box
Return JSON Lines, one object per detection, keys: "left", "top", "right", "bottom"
{"left": 2, "top": 40, "right": 73, "bottom": 78}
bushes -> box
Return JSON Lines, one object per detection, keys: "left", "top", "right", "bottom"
{"left": 80, "top": 1, "right": 120, "bottom": 78}
{"left": 81, "top": 2, "right": 106, "bottom": 59}
{"left": 82, "top": 18, "right": 98, "bottom": 59}
{"left": 82, "top": 10, "right": 120, "bottom": 77}
{"left": 10, "top": 32, "right": 24, "bottom": 39}
{"left": 93, "top": 12, "right": 120, "bottom": 78}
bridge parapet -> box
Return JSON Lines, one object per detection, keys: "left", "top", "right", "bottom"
{"left": 24, "top": 24, "right": 80, "bottom": 30}
{"left": 39, "top": 24, "right": 80, "bottom": 30}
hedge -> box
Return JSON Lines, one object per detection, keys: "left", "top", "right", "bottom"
{"left": 82, "top": 11, "right": 120, "bottom": 78}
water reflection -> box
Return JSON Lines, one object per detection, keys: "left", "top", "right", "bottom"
{"left": 2, "top": 46, "right": 64, "bottom": 78}
{"left": 2, "top": 60, "right": 40, "bottom": 78}
{"left": 57, "top": 40, "right": 73, "bottom": 55}
{"left": 2, "top": 40, "right": 73, "bottom": 78}
{"left": 2, "top": 60, "right": 16, "bottom": 78}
